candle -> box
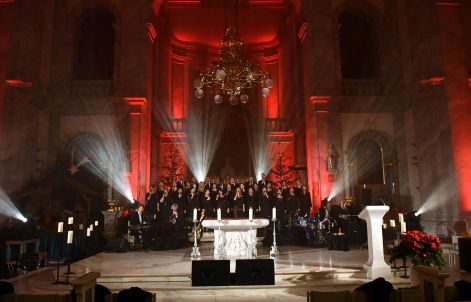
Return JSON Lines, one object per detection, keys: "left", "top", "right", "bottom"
{"left": 79, "top": 224, "right": 83, "bottom": 230}
{"left": 86, "top": 228, "right": 91, "bottom": 237}
{"left": 57, "top": 222, "right": 64, "bottom": 233}
{"left": 398, "top": 213, "right": 404, "bottom": 223}
{"left": 68, "top": 217, "right": 73, "bottom": 225}
{"left": 67, "top": 230, "right": 73, "bottom": 244}
{"left": 217, "top": 208, "right": 222, "bottom": 221}
{"left": 90, "top": 224, "right": 93, "bottom": 231}
{"left": 390, "top": 219, "right": 396, "bottom": 228}
{"left": 193, "top": 208, "right": 197, "bottom": 221}
{"left": 401, "top": 222, "right": 407, "bottom": 234}
{"left": 383, "top": 223, "right": 387, "bottom": 229}
{"left": 94, "top": 220, "right": 98, "bottom": 226}
{"left": 249, "top": 207, "right": 253, "bottom": 221}
{"left": 272, "top": 207, "right": 277, "bottom": 220}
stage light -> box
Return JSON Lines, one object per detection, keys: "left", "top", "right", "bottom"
{"left": 0, "top": 186, "right": 28, "bottom": 222}
{"left": 70, "top": 117, "right": 134, "bottom": 203}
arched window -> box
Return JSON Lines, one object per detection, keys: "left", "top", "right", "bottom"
{"left": 74, "top": 8, "right": 115, "bottom": 80}
{"left": 338, "top": 10, "right": 380, "bottom": 79}
{"left": 355, "top": 138, "right": 384, "bottom": 184}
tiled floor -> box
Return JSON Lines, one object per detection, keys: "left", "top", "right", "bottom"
{"left": 8, "top": 243, "right": 471, "bottom": 301}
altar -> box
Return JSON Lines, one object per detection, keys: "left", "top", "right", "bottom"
{"left": 202, "top": 218, "right": 270, "bottom": 259}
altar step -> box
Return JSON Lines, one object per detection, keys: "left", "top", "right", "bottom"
{"left": 95, "top": 269, "right": 410, "bottom": 292}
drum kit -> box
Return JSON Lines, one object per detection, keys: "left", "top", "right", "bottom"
{"left": 292, "top": 213, "right": 334, "bottom": 247}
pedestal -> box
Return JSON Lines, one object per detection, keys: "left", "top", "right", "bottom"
{"left": 358, "top": 205, "right": 391, "bottom": 279}
{"left": 101, "top": 211, "right": 122, "bottom": 238}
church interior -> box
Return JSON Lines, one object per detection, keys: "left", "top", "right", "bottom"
{"left": 1, "top": 0, "right": 471, "bottom": 301}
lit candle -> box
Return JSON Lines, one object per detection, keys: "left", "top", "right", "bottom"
{"left": 390, "top": 219, "right": 396, "bottom": 228}
{"left": 57, "top": 222, "right": 64, "bottom": 233}
{"left": 272, "top": 207, "right": 277, "bottom": 220}
{"left": 217, "top": 208, "right": 222, "bottom": 221}
{"left": 67, "top": 230, "right": 73, "bottom": 244}
{"left": 383, "top": 223, "right": 387, "bottom": 229}
{"left": 249, "top": 207, "right": 253, "bottom": 221}
{"left": 401, "top": 222, "right": 407, "bottom": 234}
{"left": 79, "top": 224, "right": 83, "bottom": 230}
{"left": 86, "top": 228, "right": 91, "bottom": 237}
{"left": 68, "top": 217, "right": 73, "bottom": 225}
{"left": 193, "top": 208, "right": 197, "bottom": 221}
{"left": 94, "top": 220, "right": 98, "bottom": 226}
{"left": 398, "top": 213, "right": 404, "bottom": 223}
{"left": 90, "top": 224, "right": 93, "bottom": 231}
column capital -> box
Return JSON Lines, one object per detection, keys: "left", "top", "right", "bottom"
{"left": 124, "top": 97, "right": 147, "bottom": 114}
{"left": 309, "top": 95, "right": 330, "bottom": 113}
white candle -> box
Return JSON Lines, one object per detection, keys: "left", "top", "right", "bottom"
{"left": 398, "top": 213, "right": 404, "bottom": 223}
{"left": 272, "top": 207, "right": 277, "bottom": 220}
{"left": 68, "top": 217, "right": 73, "bottom": 225}
{"left": 249, "top": 207, "right": 253, "bottom": 221}
{"left": 79, "top": 224, "right": 83, "bottom": 230}
{"left": 217, "top": 208, "right": 222, "bottom": 221}
{"left": 86, "top": 228, "right": 91, "bottom": 237}
{"left": 390, "top": 219, "right": 396, "bottom": 228}
{"left": 193, "top": 208, "right": 197, "bottom": 221}
{"left": 57, "top": 222, "right": 64, "bottom": 233}
{"left": 67, "top": 230, "right": 73, "bottom": 244}
{"left": 383, "top": 223, "right": 387, "bottom": 229}
{"left": 401, "top": 222, "right": 407, "bottom": 234}
{"left": 90, "top": 224, "right": 93, "bottom": 231}
{"left": 94, "top": 220, "right": 99, "bottom": 226}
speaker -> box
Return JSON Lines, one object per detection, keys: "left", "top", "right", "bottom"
{"left": 105, "top": 238, "right": 129, "bottom": 253}
{"left": 235, "top": 259, "right": 275, "bottom": 285}
{"left": 191, "top": 260, "right": 230, "bottom": 286}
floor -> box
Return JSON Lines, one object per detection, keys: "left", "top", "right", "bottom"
{"left": 7, "top": 243, "right": 471, "bottom": 302}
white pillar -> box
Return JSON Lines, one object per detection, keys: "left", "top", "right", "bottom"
{"left": 358, "top": 205, "right": 391, "bottom": 279}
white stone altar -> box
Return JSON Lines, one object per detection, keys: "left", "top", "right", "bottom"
{"left": 202, "top": 218, "right": 270, "bottom": 259}
{"left": 358, "top": 205, "right": 391, "bottom": 279}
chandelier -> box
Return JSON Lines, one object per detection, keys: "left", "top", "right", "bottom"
{"left": 193, "top": 26, "right": 274, "bottom": 105}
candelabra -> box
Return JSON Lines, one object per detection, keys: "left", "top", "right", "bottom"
{"left": 269, "top": 218, "right": 279, "bottom": 258}
{"left": 190, "top": 220, "right": 201, "bottom": 259}
{"left": 51, "top": 231, "right": 64, "bottom": 284}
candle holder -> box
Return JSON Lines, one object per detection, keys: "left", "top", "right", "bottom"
{"left": 190, "top": 220, "right": 201, "bottom": 259}
{"left": 399, "top": 256, "right": 409, "bottom": 279}
{"left": 215, "top": 220, "right": 224, "bottom": 259}
{"left": 51, "top": 232, "right": 64, "bottom": 284}
{"left": 269, "top": 218, "right": 279, "bottom": 258}
{"left": 247, "top": 220, "right": 256, "bottom": 259}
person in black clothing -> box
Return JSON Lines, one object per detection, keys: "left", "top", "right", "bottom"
{"left": 158, "top": 189, "right": 172, "bottom": 225}
{"left": 259, "top": 187, "right": 272, "bottom": 219}
{"left": 286, "top": 187, "right": 300, "bottom": 227}
{"left": 232, "top": 187, "right": 244, "bottom": 218}
{"left": 144, "top": 185, "right": 158, "bottom": 217}
{"left": 215, "top": 190, "right": 227, "bottom": 217}
{"left": 245, "top": 187, "right": 257, "bottom": 215}
{"left": 280, "top": 180, "right": 289, "bottom": 200}
{"left": 202, "top": 189, "right": 214, "bottom": 218}
{"left": 130, "top": 204, "right": 145, "bottom": 225}
{"left": 245, "top": 176, "right": 256, "bottom": 189}
{"left": 187, "top": 187, "right": 199, "bottom": 217}
{"left": 173, "top": 187, "right": 186, "bottom": 216}
{"left": 299, "top": 185, "right": 312, "bottom": 217}
{"left": 258, "top": 173, "right": 269, "bottom": 188}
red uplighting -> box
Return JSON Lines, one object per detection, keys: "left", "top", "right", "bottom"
{"left": 5, "top": 79, "right": 32, "bottom": 88}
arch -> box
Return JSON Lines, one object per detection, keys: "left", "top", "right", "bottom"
{"left": 72, "top": 4, "right": 117, "bottom": 80}
{"left": 346, "top": 130, "right": 394, "bottom": 185}
{"left": 335, "top": 0, "right": 382, "bottom": 79}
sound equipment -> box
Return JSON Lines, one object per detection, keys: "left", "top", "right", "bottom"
{"left": 105, "top": 238, "right": 129, "bottom": 253}
{"left": 191, "top": 260, "right": 230, "bottom": 286}
{"left": 459, "top": 237, "right": 471, "bottom": 271}
{"left": 235, "top": 259, "right": 275, "bottom": 285}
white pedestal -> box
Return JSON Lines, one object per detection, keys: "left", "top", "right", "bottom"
{"left": 358, "top": 205, "right": 391, "bottom": 279}
{"left": 202, "top": 219, "right": 269, "bottom": 259}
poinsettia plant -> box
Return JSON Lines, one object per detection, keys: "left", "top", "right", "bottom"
{"left": 390, "top": 230, "right": 445, "bottom": 268}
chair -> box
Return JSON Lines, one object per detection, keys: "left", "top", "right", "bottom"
{"left": 396, "top": 287, "right": 420, "bottom": 302}
{"left": 307, "top": 290, "right": 351, "bottom": 302}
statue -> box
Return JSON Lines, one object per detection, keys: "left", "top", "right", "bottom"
{"left": 327, "top": 144, "right": 339, "bottom": 172}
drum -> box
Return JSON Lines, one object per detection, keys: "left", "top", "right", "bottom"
{"left": 293, "top": 216, "right": 307, "bottom": 227}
